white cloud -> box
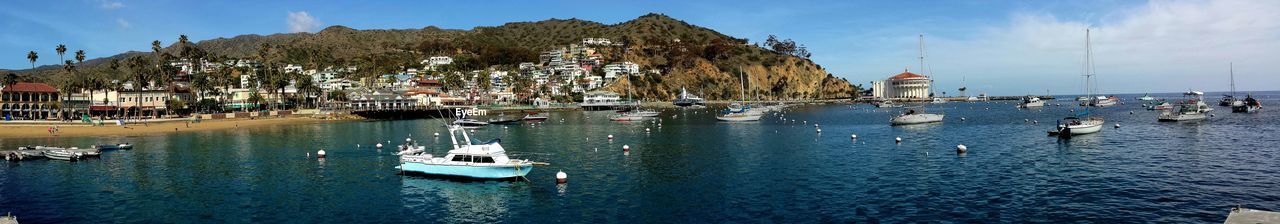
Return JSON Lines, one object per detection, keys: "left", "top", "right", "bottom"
{"left": 924, "top": 0, "right": 1280, "bottom": 95}
{"left": 286, "top": 11, "right": 321, "bottom": 33}
{"left": 116, "top": 18, "right": 130, "bottom": 29}
{"left": 100, "top": 0, "right": 124, "bottom": 9}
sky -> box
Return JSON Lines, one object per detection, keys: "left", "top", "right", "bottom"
{"left": 2, "top": 0, "right": 1277, "bottom": 95}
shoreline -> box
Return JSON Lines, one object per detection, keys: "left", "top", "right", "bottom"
{"left": 0, "top": 116, "right": 351, "bottom": 139}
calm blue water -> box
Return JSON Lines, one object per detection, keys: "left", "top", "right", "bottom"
{"left": 2, "top": 92, "right": 1279, "bottom": 223}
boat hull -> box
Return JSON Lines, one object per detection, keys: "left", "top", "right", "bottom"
{"left": 1232, "top": 106, "right": 1260, "bottom": 113}
{"left": 397, "top": 162, "right": 532, "bottom": 179}
{"left": 891, "top": 114, "right": 944, "bottom": 125}
{"left": 1018, "top": 101, "right": 1045, "bottom": 108}
{"left": 1158, "top": 113, "right": 1206, "bottom": 122}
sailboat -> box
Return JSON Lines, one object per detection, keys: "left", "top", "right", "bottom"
{"left": 891, "top": 34, "right": 944, "bottom": 125}
{"left": 717, "top": 70, "right": 763, "bottom": 121}
{"left": 610, "top": 85, "right": 657, "bottom": 121}
{"left": 1050, "top": 29, "right": 1105, "bottom": 138}
{"left": 1221, "top": 63, "right": 1243, "bottom": 107}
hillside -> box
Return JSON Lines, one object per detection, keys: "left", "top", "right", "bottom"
{"left": 11, "top": 13, "right": 859, "bottom": 100}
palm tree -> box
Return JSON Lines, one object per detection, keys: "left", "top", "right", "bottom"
{"left": 105, "top": 59, "right": 121, "bottom": 105}
{"left": 74, "top": 50, "right": 96, "bottom": 107}
{"left": 3, "top": 73, "right": 17, "bottom": 88}
{"left": 126, "top": 55, "right": 151, "bottom": 120}
{"left": 56, "top": 44, "right": 66, "bottom": 62}
{"left": 27, "top": 51, "right": 38, "bottom": 69}
{"left": 61, "top": 60, "right": 76, "bottom": 120}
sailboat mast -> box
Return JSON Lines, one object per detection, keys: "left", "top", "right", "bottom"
{"left": 1230, "top": 62, "right": 1236, "bottom": 96}
{"left": 919, "top": 34, "right": 925, "bottom": 76}
{"left": 919, "top": 34, "right": 932, "bottom": 98}
{"left": 1085, "top": 29, "right": 1093, "bottom": 99}
{"left": 739, "top": 69, "right": 746, "bottom": 103}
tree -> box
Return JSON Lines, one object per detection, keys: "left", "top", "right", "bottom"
{"left": 104, "top": 59, "right": 121, "bottom": 104}
{"left": 74, "top": 50, "right": 96, "bottom": 107}
{"left": 60, "top": 60, "right": 76, "bottom": 119}
{"left": 56, "top": 44, "right": 66, "bottom": 62}
{"left": 3, "top": 73, "right": 17, "bottom": 87}
{"left": 764, "top": 35, "right": 809, "bottom": 59}
{"left": 151, "top": 40, "right": 168, "bottom": 117}
{"left": 126, "top": 55, "right": 152, "bottom": 120}
{"left": 26, "top": 51, "right": 38, "bottom": 69}
{"left": 327, "top": 90, "right": 348, "bottom": 102}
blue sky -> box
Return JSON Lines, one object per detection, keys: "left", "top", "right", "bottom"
{"left": 3, "top": 0, "right": 1277, "bottom": 95}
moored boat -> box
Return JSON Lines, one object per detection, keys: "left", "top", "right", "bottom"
{"left": 890, "top": 108, "right": 944, "bottom": 125}
{"left": 5, "top": 147, "right": 45, "bottom": 161}
{"left": 1159, "top": 91, "right": 1209, "bottom": 122}
{"left": 1232, "top": 95, "right": 1262, "bottom": 113}
{"left": 1017, "top": 97, "right": 1045, "bottom": 108}
{"left": 520, "top": 112, "right": 548, "bottom": 122}
{"left": 1049, "top": 116, "right": 1105, "bottom": 137}
{"left": 673, "top": 87, "right": 706, "bottom": 107}
{"left": 396, "top": 122, "right": 539, "bottom": 179}
{"left": 486, "top": 115, "right": 520, "bottom": 125}
{"left": 1147, "top": 100, "right": 1173, "bottom": 110}
{"left": 1137, "top": 94, "right": 1156, "bottom": 101}
{"left": 1050, "top": 29, "right": 1106, "bottom": 138}
{"left": 43, "top": 149, "right": 82, "bottom": 161}
{"left": 452, "top": 119, "right": 489, "bottom": 127}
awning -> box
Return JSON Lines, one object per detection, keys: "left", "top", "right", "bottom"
{"left": 90, "top": 105, "right": 119, "bottom": 111}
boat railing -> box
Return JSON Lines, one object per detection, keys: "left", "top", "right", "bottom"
{"left": 505, "top": 152, "right": 553, "bottom": 165}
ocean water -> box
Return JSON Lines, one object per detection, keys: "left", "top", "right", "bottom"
{"left": 1, "top": 92, "right": 1278, "bottom": 223}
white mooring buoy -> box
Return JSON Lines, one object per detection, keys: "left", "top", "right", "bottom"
{"left": 376, "top": 143, "right": 383, "bottom": 148}
{"left": 622, "top": 145, "right": 631, "bottom": 151}
{"left": 645, "top": 128, "right": 651, "bottom": 132}
{"left": 434, "top": 132, "right": 440, "bottom": 137}
{"left": 317, "top": 149, "right": 327, "bottom": 159}
{"left": 556, "top": 170, "right": 568, "bottom": 184}
{"left": 816, "top": 128, "right": 822, "bottom": 133}
{"left": 956, "top": 145, "right": 968, "bottom": 153}
{"left": 1114, "top": 124, "right": 1121, "bottom": 129}
{"left": 850, "top": 134, "right": 857, "bottom": 139}
{"left": 608, "top": 135, "right": 614, "bottom": 140}
{"left": 895, "top": 137, "right": 903, "bottom": 143}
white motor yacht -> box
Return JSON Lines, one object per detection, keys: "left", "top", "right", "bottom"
{"left": 1017, "top": 97, "right": 1045, "bottom": 108}
{"left": 397, "top": 124, "right": 538, "bottom": 179}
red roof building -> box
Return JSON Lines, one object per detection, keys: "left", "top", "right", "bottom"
{"left": 2, "top": 82, "right": 59, "bottom": 93}
{"left": 2, "top": 82, "right": 61, "bottom": 120}
{"left": 888, "top": 70, "right": 928, "bottom": 80}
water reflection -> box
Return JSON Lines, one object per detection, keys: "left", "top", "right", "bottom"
{"left": 400, "top": 177, "right": 528, "bottom": 223}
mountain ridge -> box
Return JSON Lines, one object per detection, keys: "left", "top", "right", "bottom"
{"left": 8, "top": 13, "right": 859, "bottom": 100}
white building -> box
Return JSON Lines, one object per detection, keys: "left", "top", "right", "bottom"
{"left": 321, "top": 79, "right": 359, "bottom": 91}
{"left": 603, "top": 62, "right": 639, "bottom": 81}
{"left": 582, "top": 38, "right": 612, "bottom": 46}
{"left": 871, "top": 69, "right": 932, "bottom": 99}
{"left": 284, "top": 64, "right": 304, "bottom": 74}
{"left": 311, "top": 71, "right": 339, "bottom": 84}
{"left": 422, "top": 56, "right": 453, "bottom": 71}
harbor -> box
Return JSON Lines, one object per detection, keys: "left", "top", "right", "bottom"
{"left": 1, "top": 92, "right": 1277, "bottom": 222}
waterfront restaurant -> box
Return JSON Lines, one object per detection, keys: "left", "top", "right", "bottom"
{"left": 1, "top": 82, "right": 61, "bottom": 120}
{"left": 871, "top": 69, "right": 933, "bottom": 99}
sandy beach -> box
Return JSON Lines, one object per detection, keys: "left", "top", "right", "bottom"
{"left": 0, "top": 117, "right": 347, "bottom": 139}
